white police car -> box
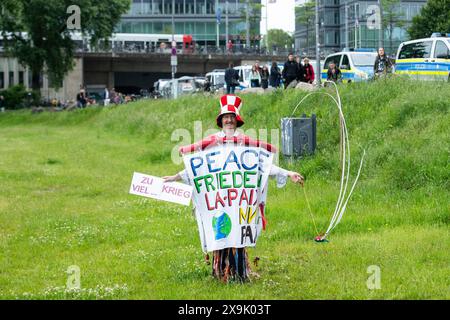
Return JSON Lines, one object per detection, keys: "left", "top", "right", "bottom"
{"left": 321, "top": 49, "right": 378, "bottom": 83}
{"left": 395, "top": 33, "right": 450, "bottom": 81}
{"left": 205, "top": 69, "right": 226, "bottom": 91}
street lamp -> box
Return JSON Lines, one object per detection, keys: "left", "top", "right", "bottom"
{"left": 216, "top": 0, "right": 220, "bottom": 49}
{"left": 265, "top": 0, "right": 269, "bottom": 50}
{"left": 246, "top": 0, "right": 250, "bottom": 49}
{"left": 171, "top": 0, "right": 177, "bottom": 99}
{"left": 225, "top": 0, "right": 229, "bottom": 48}
{"left": 315, "top": 0, "right": 321, "bottom": 87}
{"left": 345, "top": 4, "right": 349, "bottom": 49}
{"left": 378, "top": 0, "right": 383, "bottom": 49}
{"left": 171, "top": 0, "right": 175, "bottom": 44}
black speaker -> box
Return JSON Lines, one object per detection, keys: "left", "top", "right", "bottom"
{"left": 281, "top": 114, "right": 316, "bottom": 157}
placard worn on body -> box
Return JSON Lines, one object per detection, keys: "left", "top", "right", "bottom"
{"left": 183, "top": 144, "right": 274, "bottom": 252}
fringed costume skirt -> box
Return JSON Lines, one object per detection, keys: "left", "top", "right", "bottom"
{"left": 211, "top": 248, "right": 251, "bottom": 283}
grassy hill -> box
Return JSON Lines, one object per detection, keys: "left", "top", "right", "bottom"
{"left": 0, "top": 77, "right": 448, "bottom": 299}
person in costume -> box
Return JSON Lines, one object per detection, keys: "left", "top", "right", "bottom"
{"left": 163, "top": 94, "right": 304, "bottom": 282}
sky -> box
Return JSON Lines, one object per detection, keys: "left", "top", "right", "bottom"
{"left": 260, "top": 0, "right": 296, "bottom": 35}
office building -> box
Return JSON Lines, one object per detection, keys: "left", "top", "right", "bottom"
{"left": 117, "top": 0, "right": 261, "bottom": 46}
{"left": 295, "top": 0, "right": 427, "bottom": 57}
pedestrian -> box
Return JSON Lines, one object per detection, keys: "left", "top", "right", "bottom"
{"left": 0, "top": 95, "right": 5, "bottom": 112}
{"left": 374, "top": 47, "right": 393, "bottom": 79}
{"left": 110, "top": 88, "right": 117, "bottom": 104}
{"left": 282, "top": 53, "right": 299, "bottom": 89}
{"left": 103, "top": 87, "right": 110, "bottom": 106}
{"left": 76, "top": 89, "right": 87, "bottom": 108}
{"left": 296, "top": 57, "right": 306, "bottom": 83}
{"left": 163, "top": 94, "right": 305, "bottom": 283}
{"left": 269, "top": 62, "right": 281, "bottom": 88}
{"left": 225, "top": 62, "right": 240, "bottom": 94}
{"left": 227, "top": 40, "right": 234, "bottom": 54}
{"left": 302, "top": 58, "right": 315, "bottom": 84}
{"left": 250, "top": 65, "right": 261, "bottom": 88}
{"left": 260, "top": 65, "right": 269, "bottom": 89}
{"left": 204, "top": 77, "right": 211, "bottom": 92}
{"left": 327, "top": 62, "right": 342, "bottom": 83}
{"left": 254, "top": 60, "right": 263, "bottom": 76}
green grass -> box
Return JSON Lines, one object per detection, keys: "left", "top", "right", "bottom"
{"left": 0, "top": 77, "right": 449, "bottom": 299}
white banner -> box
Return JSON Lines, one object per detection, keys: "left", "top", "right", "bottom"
{"left": 129, "top": 172, "right": 193, "bottom": 206}
{"left": 183, "top": 144, "right": 274, "bottom": 252}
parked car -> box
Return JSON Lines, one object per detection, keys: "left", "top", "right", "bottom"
{"left": 205, "top": 69, "right": 226, "bottom": 92}
{"left": 152, "top": 79, "right": 172, "bottom": 98}
{"left": 394, "top": 33, "right": 450, "bottom": 81}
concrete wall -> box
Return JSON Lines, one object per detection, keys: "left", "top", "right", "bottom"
{"left": 0, "top": 56, "right": 83, "bottom": 103}
{"left": 43, "top": 58, "right": 83, "bottom": 102}
{"left": 83, "top": 54, "right": 237, "bottom": 75}
{"left": 0, "top": 57, "right": 28, "bottom": 90}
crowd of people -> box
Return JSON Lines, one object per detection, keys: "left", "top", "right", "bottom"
{"left": 224, "top": 55, "right": 316, "bottom": 94}
{"left": 281, "top": 54, "right": 316, "bottom": 89}
{"left": 75, "top": 86, "right": 138, "bottom": 109}
{"left": 325, "top": 47, "right": 393, "bottom": 84}
{"left": 223, "top": 47, "right": 393, "bottom": 93}
{"left": 29, "top": 86, "right": 142, "bottom": 112}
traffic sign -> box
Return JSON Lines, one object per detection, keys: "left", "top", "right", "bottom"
{"left": 171, "top": 55, "right": 178, "bottom": 66}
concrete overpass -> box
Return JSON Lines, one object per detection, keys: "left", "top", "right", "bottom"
{"left": 79, "top": 51, "right": 289, "bottom": 94}
{"left": 1, "top": 51, "right": 290, "bottom": 100}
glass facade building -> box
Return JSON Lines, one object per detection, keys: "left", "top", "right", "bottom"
{"left": 295, "top": 0, "right": 427, "bottom": 57}
{"left": 117, "top": 0, "right": 261, "bottom": 45}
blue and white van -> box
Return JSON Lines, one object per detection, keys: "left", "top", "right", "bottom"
{"left": 234, "top": 65, "right": 253, "bottom": 90}
{"left": 234, "top": 63, "right": 286, "bottom": 89}
{"left": 395, "top": 33, "right": 450, "bottom": 81}
{"left": 321, "top": 49, "right": 378, "bottom": 82}
{"left": 205, "top": 69, "right": 226, "bottom": 92}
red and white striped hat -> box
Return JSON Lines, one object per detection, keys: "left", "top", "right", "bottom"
{"left": 216, "top": 94, "right": 244, "bottom": 128}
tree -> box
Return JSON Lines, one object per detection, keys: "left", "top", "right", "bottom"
{"left": 295, "top": 1, "right": 315, "bottom": 55}
{"left": 408, "top": 0, "right": 450, "bottom": 39}
{"left": 381, "top": 0, "right": 405, "bottom": 55}
{"left": 267, "top": 29, "right": 293, "bottom": 51}
{"left": 0, "top": 0, "right": 130, "bottom": 93}
{"left": 238, "top": 0, "right": 263, "bottom": 46}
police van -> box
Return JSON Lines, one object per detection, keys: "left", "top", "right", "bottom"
{"left": 205, "top": 69, "right": 226, "bottom": 92}
{"left": 321, "top": 49, "right": 378, "bottom": 82}
{"left": 395, "top": 33, "right": 450, "bottom": 81}
{"left": 234, "top": 65, "right": 253, "bottom": 90}
{"left": 234, "top": 63, "right": 283, "bottom": 89}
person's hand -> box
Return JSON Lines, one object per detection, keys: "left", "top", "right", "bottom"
{"left": 288, "top": 171, "right": 304, "bottom": 187}
{"left": 162, "top": 174, "right": 179, "bottom": 182}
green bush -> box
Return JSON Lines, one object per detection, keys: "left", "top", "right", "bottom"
{"left": 0, "top": 85, "right": 27, "bottom": 109}
{"left": 0, "top": 85, "right": 40, "bottom": 109}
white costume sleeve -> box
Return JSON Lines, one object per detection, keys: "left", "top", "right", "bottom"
{"left": 177, "top": 169, "right": 190, "bottom": 185}
{"left": 269, "top": 165, "right": 290, "bottom": 188}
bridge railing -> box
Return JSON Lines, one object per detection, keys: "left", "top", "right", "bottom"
{"left": 1, "top": 41, "right": 302, "bottom": 57}
{"left": 73, "top": 44, "right": 299, "bottom": 57}
{"left": 0, "top": 44, "right": 321, "bottom": 60}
